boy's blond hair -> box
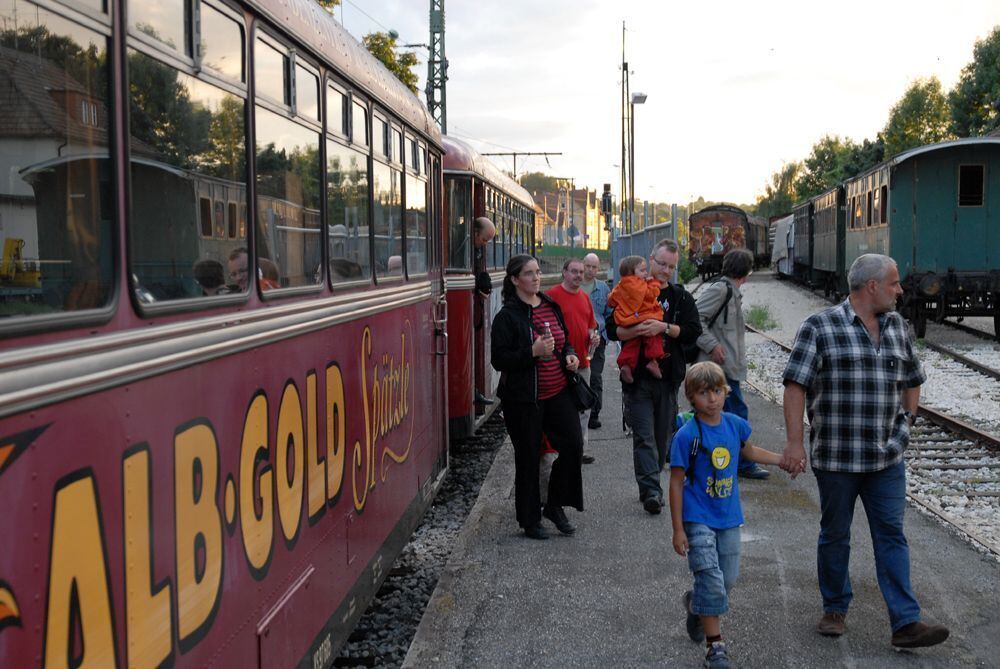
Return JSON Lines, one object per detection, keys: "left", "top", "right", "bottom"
{"left": 684, "top": 361, "right": 730, "bottom": 403}
{"left": 618, "top": 255, "right": 645, "bottom": 276}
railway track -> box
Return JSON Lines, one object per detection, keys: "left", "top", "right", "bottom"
{"left": 745, "top": 323, "right": 1000, "bottom": 558}
{"left": 942, "top": 318, "right": 999, "bottom": 342}
{"left": 920, "top": 340, "right": 1000, "bottom": 382}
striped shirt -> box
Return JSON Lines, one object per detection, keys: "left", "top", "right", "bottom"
{"left": 531, "top": 301, "right": 567, "bottom": 400}
{"left": 782, "top": 299, "right": 926, "bottom": 473}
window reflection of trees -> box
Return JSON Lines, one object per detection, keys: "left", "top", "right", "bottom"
{"left": 327, "top": 141, "right": 370, "bottom": 282}
{"left": 127, "top": 50, "right": 247, "bottom": 301}
{"left": 0, "top": 5, "right": 113, "bottom": 317}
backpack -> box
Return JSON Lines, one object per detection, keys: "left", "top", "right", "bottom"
{"left": 681, "top": 281, "right": 733, "bottom": 364}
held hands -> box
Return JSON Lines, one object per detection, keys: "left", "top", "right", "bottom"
{"left": 711, "top": 345, "right": 726, "bottom": 365}
{"left": 672, "top": 529, "right": 689, "bottom": 557}
{"left": 780, "top": 442, "right": 807, "bottom": 479}
{"left": 532, "top": 334, "right": 554, "bottom": 358}
{"left": 635, "top": 319, "right": 668, "bottom": 337}
{"left": 565, "top": 354, "right": 580, "bottom": 372}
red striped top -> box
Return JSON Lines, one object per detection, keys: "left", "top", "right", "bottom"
{"left": 531, "top": 302, "right": 567, "bottom": 400}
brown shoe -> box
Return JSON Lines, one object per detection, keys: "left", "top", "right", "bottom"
{"left": 891, "top": 621, "right": 949, "bottom": 648}
{"left": 645, "top": 360, "right": 663, "bottom": 379}
{"left": 619, "top": 365, "right": 634, "bottom": 384}
{"left": 816, "top": 612, "right": 846, "bottom": 637}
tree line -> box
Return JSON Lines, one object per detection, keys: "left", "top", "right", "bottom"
{"left": 754, "top": 26, "right": 1000, "bottom": 220}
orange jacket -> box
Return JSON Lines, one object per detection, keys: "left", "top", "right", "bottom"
{"left": 608, "top": 276, "right": 662, "bottom": 326}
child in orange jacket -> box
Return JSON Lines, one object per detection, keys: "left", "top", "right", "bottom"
{"left": 608, "top": 255, "right": 667, "bottom": 383}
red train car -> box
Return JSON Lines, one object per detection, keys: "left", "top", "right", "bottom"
{"left": 442, "top": 137, "right": 536, "bottom": 440}
{"left": 0, "top": 0, "right": 448, "bottom": 665}
{"left": 688, "top": 205, "right": 752, "bottom": 280}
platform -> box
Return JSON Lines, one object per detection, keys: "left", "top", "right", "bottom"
{"left": 403, "top": 361, "right": 1000, "bottom": 668}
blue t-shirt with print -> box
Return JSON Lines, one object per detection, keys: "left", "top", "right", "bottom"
{"left": 669, "top": 412, "right": 751, "bottom": 530}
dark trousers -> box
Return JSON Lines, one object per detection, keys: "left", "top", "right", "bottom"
{"left": 588, "top": 339, "right": 606, "bottom": 419}
{"left": 623, "top": 376, "right": 678, "bottom": 503}
{"left": 724, "top": 379, "right": 754, "bottom": 473}
{"left": 503, "top": 388, "right": 584, "bottom": 529}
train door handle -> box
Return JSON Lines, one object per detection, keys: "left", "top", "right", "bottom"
{"left": 433, "top": 296, "right": 448, "bottom": 329}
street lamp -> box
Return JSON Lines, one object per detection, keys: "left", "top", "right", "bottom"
{"left": 629, "top": 92, "right": 647, "bottom": 234}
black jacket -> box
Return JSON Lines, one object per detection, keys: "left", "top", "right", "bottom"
{"left": 491, "top": 293, "right": 576, "bottom": 405}
{"left": 606, "top": 281, "right": 702, "bottom": 385}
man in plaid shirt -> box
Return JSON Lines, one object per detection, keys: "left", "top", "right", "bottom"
{"left": 781, "top": 254, "right": 949, "bottom": 649}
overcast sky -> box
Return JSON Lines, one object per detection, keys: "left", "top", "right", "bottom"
{"left": 336, "top": 0, "right": 1000, "bottom": 205}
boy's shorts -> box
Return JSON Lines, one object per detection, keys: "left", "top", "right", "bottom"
{"left": 685, "top": 522, "right": 741, "bottom": 616}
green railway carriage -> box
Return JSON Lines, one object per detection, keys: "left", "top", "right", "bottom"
{"left": 842, "top": 137, "right": 1000, "bottom": 338}
{"left": 792, "top": 199, "right": 813, "bottom": 283}
{"left": 811, "top": 185, "right": 847, "bottom": 298}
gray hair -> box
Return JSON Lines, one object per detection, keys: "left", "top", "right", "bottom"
{"left": 721, "top": 249, "right": 753, "bottom": 279}
{"left": 651, "top": 238, "right": 679, "bottom": 256}
{"left": 848, "top": 254, "right": 896, "bottom": 291}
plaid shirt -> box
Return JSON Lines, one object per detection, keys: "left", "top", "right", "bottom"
{"left": 782, "top": 299, "right": 926, "bottom": 472}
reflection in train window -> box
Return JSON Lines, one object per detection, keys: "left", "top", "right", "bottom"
{"left": 130, "top": 0, "right": 190, "bottom": 55}
{"left": 295, "top": 64, "right": 319, "bottom": 122}
{"left": 228, "top": 202, "right": 238, "bottom": 238}
{"left": 373, "top": 116, "right": 387, "bottom": 157}
{"left": 351, "top": 100, "right": 368, "bottom": 147}
{"left": 373, "top": 162, "right": 402, "bottom": 277}
{"left": 255, "top": 106, "right": 322, "bottom": 289}
{"left": 128, "top": 49, "right": 247, "bottom": 300}
{"left": 255, "top": 37, "right": 288, "bottom": 105}
{"left": 406, "top": 175, "right": 427, "bottom": 274}
{"left": 326, "top": 84, "right": 346, "bottom": 136}
{"left": 0, "top": 2, "right": 114, "bottom": 318}
{"left": 200, "top": 3, "right": 244, "bottom": 82}
{"left": 326, "top": 140, "right": 371, "bottom": 283}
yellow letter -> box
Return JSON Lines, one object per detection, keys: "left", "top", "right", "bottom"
{"left": 123, "top": 446, "right": 172, "bottom": 669}
{"left": 44, "top": 472, "right": 118, "bottom": 668}
{"left": 174, "top": 422, "right": 223, "bottom": 649}
{"left": 326, "top": 364, "right": 346, "bottom": 505}
{"left": 275, "top": 382, "right": 305, "bottom": 543}
{"left": 240, "top": 393, "right": 273, "bottom": 576}
{"left": 305, "top": 371, "right": 325, "bottom": 522}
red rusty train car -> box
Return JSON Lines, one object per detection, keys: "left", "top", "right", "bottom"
{"left": 442, "top": 137, "right": 536, "bottom": 440}
{"left": 0, "top": 0, "right": 449, "bottom": 665}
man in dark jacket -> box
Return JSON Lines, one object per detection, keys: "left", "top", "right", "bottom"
{"left": 607, "top": 239, "right": 702, "bottom": 514}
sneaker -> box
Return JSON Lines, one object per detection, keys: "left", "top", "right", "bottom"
{"left": 523, "top": 524, "right": 548, "bottom": 540}
{"left": 619, "top": 365, "right": 634, "bottom": 384}
{"left": 683, "top": 590, "right": 705, "bottom": 642}
{"left": 703, "top": 641, "right": 731, "bottom": 669}
{"left": 891, "top": 621, "right": 949, "bottom": 648}
{"left": 588, "top": 417, "right": 602, "bottom": 429}
{"left": 643, "top": 496, "right": 662, "bottom": 515}
{"left": 816, "top": 612, "right": 846, "bottom": 637}
{"left": 738, "top": 463, "right": 771, "bottom": 480}
{"left": 581, "top": 452, "right": 596, "bottom": 464}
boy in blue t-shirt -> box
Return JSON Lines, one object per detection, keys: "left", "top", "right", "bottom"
{"left": 668, "top": 361, "right": 783, "bottom": 669}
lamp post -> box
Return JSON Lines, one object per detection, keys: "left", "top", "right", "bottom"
{"left": 629, "top": 92, "right": 647, "bottom": 235}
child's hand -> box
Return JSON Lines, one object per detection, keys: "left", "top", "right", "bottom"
{"left": 672, "top": 530, "right": 689, "bottom": 557}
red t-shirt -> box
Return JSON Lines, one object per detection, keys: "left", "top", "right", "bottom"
{"left": 546, "top": 284, "right": 597, "bottom": 369}
{"left": 531, "top": 301, "right": 567, "bottom": 400}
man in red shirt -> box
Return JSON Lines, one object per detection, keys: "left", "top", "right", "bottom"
{"left": 547, "top": 257, "right": 599, "bottom": 463}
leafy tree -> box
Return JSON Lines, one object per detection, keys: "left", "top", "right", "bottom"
{"left": 882, "top": 77, "right": 953, "bottom": 157}
{"left": 203, "top": 95, "right": 246, "bottom": 180}
{"left": 315, "top": 0, "right": 341, "bottom": 8}
{"left": 840, "top": 137, "right": 885, "bottom": 180}
{"left": 948, "top": 26, "right": 1000, "bottom": 137}
{"left": 795, "top": 135, "right": 854, "bottom": 201}
{"left": 362, "top": 31, "right": 419, "bottom": 95}
{"left": 520, "top": 172, "right": 561, "bottom": 192}
{"left": 754, "top": 162, "right": 801, "bottom": 219}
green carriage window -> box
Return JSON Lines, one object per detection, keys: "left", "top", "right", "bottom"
{"left": 959, "top": 165, "right": 984, "bottom": 207}
{"left": 0, "top": 2, "right": 114, "bottom": 318}
{"left": 128, "top": 49, "right": 247, "bottom": 301}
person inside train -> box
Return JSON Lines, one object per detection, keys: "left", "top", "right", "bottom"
{"left": 472, "top": 216, "right": 497, "bottom": 408}
{"left": 608, "top": 255, "right": 667, "bottom": 384}
{"left": 387, "top": 255, "right": 403, "bottom": 276}
{"left": 193, "top": 259, "right": 226, "bottom": 296}
{"left": 491, "top": 254, "right": 584, "bottom": 540}
{"left": 227, "top": 247, "right": 250, "bottom": 292}
{"left": 668, "top": 361, "right": 786, "bottom": 669}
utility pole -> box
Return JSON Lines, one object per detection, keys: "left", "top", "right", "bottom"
{"left": 481, "top": 151, "right": 562, "bottom": 180}
{"left": 426, "top": 0, "right": 447, "bottom": 132}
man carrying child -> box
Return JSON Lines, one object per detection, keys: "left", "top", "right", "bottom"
{"left": 608, "top": 255, "right": 667, "bottom": 383}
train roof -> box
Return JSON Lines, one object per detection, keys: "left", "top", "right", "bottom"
{"left": 250, "top": 0, "right": 441, "bottom": 146}
{"left": 442, "top": 136, "right": 535, "bottom": 209}
{"left": 888, "top": 136, "right": 1000, "bottom": 167}
{"left": 690, "top": 204, "right": 748, "bottom": 219}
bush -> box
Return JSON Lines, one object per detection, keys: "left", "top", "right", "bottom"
{"left": 745, "top": 304, "right": 778, "bottom": 330}
{"left": 678, "top": 255, "right": 699, "bottom": 285}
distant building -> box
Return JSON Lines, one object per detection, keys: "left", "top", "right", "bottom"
{"left": 530, "top": 187, "right": 610, "bottom": 250}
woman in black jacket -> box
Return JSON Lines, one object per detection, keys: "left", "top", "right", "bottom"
{"left": 492, "top": 254, "right": 584, "bottom": 540}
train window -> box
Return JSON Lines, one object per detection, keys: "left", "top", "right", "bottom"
{"left": 254, "top": 106, "right": 322, "bottom": 290}
{"left": 295, "top": 64, "right": 319, "bottom": 122}
{"left": 228, "top": 202, "right": 238, "bottom": 238}
{"left": 447, "top": 179, "right": 472, "bottom": 269}
{"left": 326, "top": 140, "right": 371, "bottom": 284}
{"left": 418, "top": 144, "right": 427, "bottom": 175}
{"left": 255, "top": 37, "right": 288, "bottom": 105}
{"left": 866, "top": 191, "right": 873, "bottom": 227}
{"left": 409, "top": 138, "right": 418, "bottom": 173}
{"left": 351, "top": 100, "right": 368, "bottom": 147}
{"left": 392, "top": 128, "right": 403, "bottom": 166}
{"left": 0, "top": 4, "right": 114, "bottom": 321}
{"left": 326, "top": 84, "right": 346, "bottom": 137}
{"left": 129, "top": 50, "right": 247, "bottom": 301}
{"left": 880, "top": 185, "right": 889, "bottom": 223}
{"left": 130, "top": 0, "right": 190, "bottom": 56}
{"left": 958, "top": 165, "right": 984, "bottom": 207}
{"left": 372, "top": 162, "right": 402, "bottom": 277}
{"left": 405, "top": 175, "right": 428, "bottom": 274}
{"left": 200, "top": 3, "right": 244, "bottom": 82}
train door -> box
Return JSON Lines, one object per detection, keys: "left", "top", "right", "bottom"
{"left": 429, "top": 154, "right": 449, "bottom": 476}
{"left": 472, "top": 180, "right": 488, "bottom": 415}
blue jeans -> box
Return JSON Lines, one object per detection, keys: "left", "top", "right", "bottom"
{"left": 724, "top": 379, "right": 754, "bottom": 473}
{"left": 588, "top": 339, "right": 606, "bottom": 419}
{"left": 813, "top": 462, "right": 920, "bottom": 631}
{"left": 685, "top": 522, "right": 741, "bottom": 616}
{"left": 622, "top": 376, "right": 677, "bottom": 502}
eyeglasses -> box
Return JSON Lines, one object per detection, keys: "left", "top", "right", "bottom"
{"left": 518, "top": 270, "right": 542, "bottom": 278}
